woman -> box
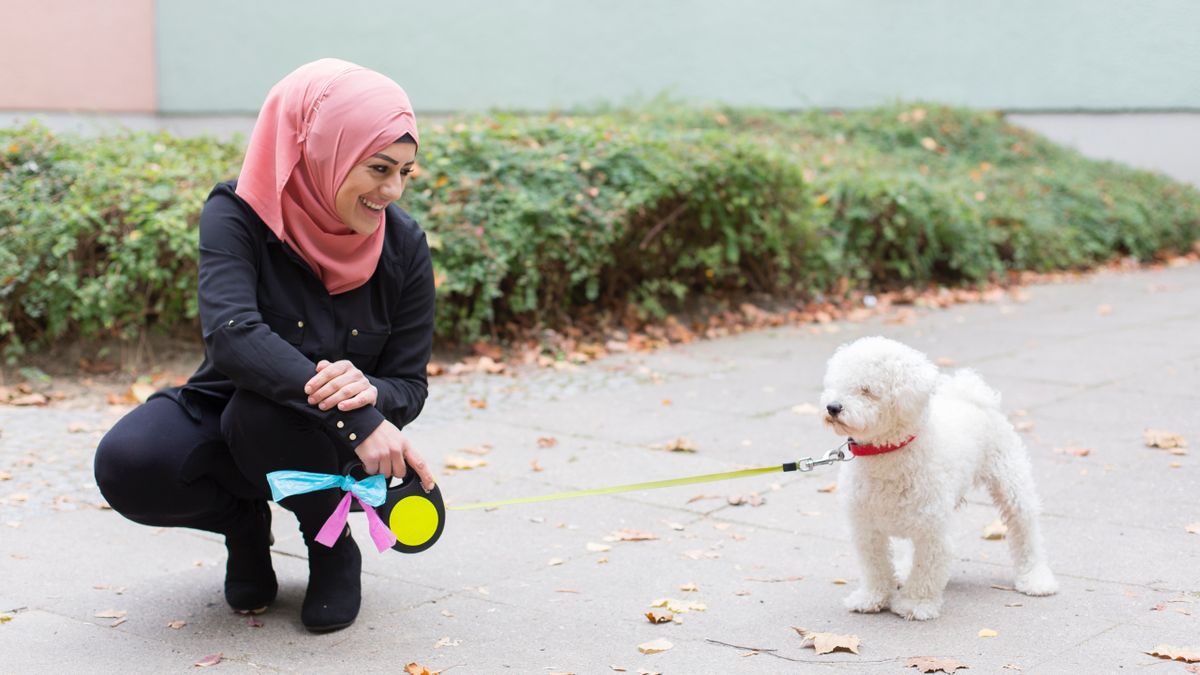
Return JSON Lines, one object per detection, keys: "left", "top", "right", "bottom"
{"left": 94, "top": 58, "right": 437, "bottom": 632}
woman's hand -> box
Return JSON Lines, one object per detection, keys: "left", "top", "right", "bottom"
{"left": 305, "top": 359, "right": 377, "bottom": 411}
{"left": 355, "top": 420, "right": 436, "bottom": 491}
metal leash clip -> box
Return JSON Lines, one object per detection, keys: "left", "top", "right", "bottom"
{"left": 790, "top": 442, "right": 854, "bottom": 472}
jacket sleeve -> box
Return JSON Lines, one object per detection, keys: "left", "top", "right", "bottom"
{"left": 197, "top": 192, "right": 386, "bottom": 450}
{"left": 366, "top": 228, "right": 435, "bottom": 429}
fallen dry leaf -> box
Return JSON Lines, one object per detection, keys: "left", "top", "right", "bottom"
{"left": 1054, "top": 446, "right": 1091, "bottom": 457}
{"left": 1146, "top": 645, "right": 1200, "bottom": 662}
{"left": 1097, "top": 304, "right": 1113, "bottom": 316}
{"left": 645, "top": 611, "right": 674, "bottom": 624}
{"left": 746, "top": 575, "right": 803, "bottom": 583}
{"left": 832, "top": 578, "right": 848, "bottom": 585}
{"left": 444, "top": 455, "right": 487, "bottom": 470}
{"left": 547, "top": 558, "right": 565, "bottom": 567}
{"left": 679, "top": 582, "right": 699, "bottom": 592}
{"left": 0, "top": 614, "right": 12, "bottom": 624}
{"left": 664, "top": 437, "right": 696, "bottom": 453}
{"left": 129, "top": 382, "right": 157, "bottom": 404}
{"left": 727, "top": 493, "right": 764, "bottom": 507}
{"left": 650, "top": 598, "right": 707, "bottom": 613}
{"left": 608, "top": 529, "right": 657, "bottom": 542}
{"left": 537, "top": 436, "right": 559, "bottom": 448}
{"left": 907, "top": 656, "right": 970, "bottom": 673}
{"left": 586, "top": 542, "right": 612, "bottom": 553}
{"left": 0, "top": 471, "right": 11, "bottom": 481}
{"left": 9, "top": 393, "right": 48, "bottom": 407}
{"left": 1144, "top": 429, "right": 1187, "bottom": 450}
{"left": 468, "top": 398, "right": 487, "bottom": 409}
{"left": 166, "top": 620, "right": 186, "bottom": 629}
{"left": 405, "top": 663, "right": 439, "bottom": 675}
{"left": 530, "top": 459, "right": 544, "bottom": 472}
{"left": 434, "top": 636, "right": 462, "bottom": 648}
{"left": 94, "top": 609, "right": 127, "bottom": 619}
{"left": 978, "top": 628, "right": 998, "bottom": 638}
{"left": 982, "top": 520, "right": 1008, "bottom": 540}
{"left": 817, "top": 483, "right": 837, "bottom": 493}
{"left": 109, "top": 617, "right": 126, "bottom": 628}
{"left": 793, "top": 627, "right": 861, "bottom": 655}
{"left": 459, "top": 445, "right": 492, "bottom": 456}
{"left": 194, "top": 653, "right": 222, "bottom": 668}
{"left": 637, "top": 638, "right": 673, "bottom": 654}
{"left": 1186, "top": 523, "right": 1200, "bottom": 535}
{"left": 935, "top": 357, "right": 958, "bottom": 367}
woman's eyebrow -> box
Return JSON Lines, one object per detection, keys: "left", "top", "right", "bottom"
{"left": 371, "top": 153, "right": 399, "bottom": 165}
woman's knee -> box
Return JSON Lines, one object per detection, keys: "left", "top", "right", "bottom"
{"left": 93, "top": 397, "right": 209, "bottom": 521}
{"left": 94, "top": 426, "right": 168, "bottom": 519}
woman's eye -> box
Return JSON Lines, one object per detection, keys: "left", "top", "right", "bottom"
{"left": 370, "top": 165, "right": 389, "bottom": 174}
{"left": 399, "top": 168, "right": 413, "bottom": 177}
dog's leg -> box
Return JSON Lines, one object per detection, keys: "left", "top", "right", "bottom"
{"left": 843, "top": 524, "right": 894, "bottom": 613}
{"left": 890, "top": 530, "right": 950, "bottom": 621}
{"left": 985, "top": 439, "right": 1058, "bottom": 596}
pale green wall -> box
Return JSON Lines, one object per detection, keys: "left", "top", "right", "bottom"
{"left": 156, "top": 0, "right": 1200, "bottom": 114}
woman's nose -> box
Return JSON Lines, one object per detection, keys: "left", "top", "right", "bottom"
{"left": 380, "top": 173, "right": 406, "bottom": 200}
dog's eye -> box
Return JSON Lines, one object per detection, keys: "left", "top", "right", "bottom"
{"left": 859, "top": 386, "right": 877, "bottom": 398}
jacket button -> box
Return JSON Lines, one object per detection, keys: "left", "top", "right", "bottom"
{"left": 349, "top": 433, "right": 357, "bottom": 441}
{"left": 337, "top": 421, "right": 344, "bottom": 429}
{"left": 351, "top": 329, "right": 359, "bottom": 336}
{"left": 297, "top": 320, "right": 304, "bottom": 328}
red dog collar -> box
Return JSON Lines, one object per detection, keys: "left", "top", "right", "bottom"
{"left": 847, "top": 435, "right": 917, "bottom": 456}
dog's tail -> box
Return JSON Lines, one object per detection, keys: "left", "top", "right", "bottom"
{"left": 939, "top": 368, "right": 1002, "bottom": 411}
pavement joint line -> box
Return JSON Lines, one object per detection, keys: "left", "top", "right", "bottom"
{"left": 1027, "top": 620, "right": 1125, "bottom": 671}
{"left": 960, "top": 559, "right": 1194, "bottom": 593}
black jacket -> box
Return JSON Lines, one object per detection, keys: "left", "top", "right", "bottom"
{"left": 159, "top": 180, "right": 435, "bottom": 452}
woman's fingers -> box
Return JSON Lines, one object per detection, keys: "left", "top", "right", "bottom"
{"left": 314, "top": 377, "right": 371, "bottom": 410}
{"left": 335, "top": 385, "right": 377, "bottom": 411}
{"left": 404, "top": 445, "right": 436, "bottom": 492}
{"left": 306, "top": 362, "right": 367, "bottom": 407}
{"left": 304, "top": 360, "right": 339, "bottom": 395}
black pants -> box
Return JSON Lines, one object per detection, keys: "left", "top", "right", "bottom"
{"left": 94, "top": 390, "right": 355, "bottom": 542}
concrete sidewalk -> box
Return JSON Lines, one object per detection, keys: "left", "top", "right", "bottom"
{"left": 2, "top": 264, "right": 1198, "bottom": 673}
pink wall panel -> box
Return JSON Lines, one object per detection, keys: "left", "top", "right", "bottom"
{"left": 0, "top": 0, "right": 156, "bottom": 112}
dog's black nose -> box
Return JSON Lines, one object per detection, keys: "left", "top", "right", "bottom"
{"left": 826, "top": 402, "right": 843, "bottom": 416}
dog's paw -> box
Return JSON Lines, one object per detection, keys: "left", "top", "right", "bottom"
{"left": 1015, "top": 564, "right": 1059, "bottom": 596}
{"left": 843, "top": 587, "right": 890, "bottom": 613}
{"left": 890, "top": 596, "right": 941, "bottom": 621}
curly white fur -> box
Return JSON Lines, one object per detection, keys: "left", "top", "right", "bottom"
{"left": 820, "top": 336, "right": 1057, "bottom": 621}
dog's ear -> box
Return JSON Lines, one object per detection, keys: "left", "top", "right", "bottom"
{"left": 889, "top": 350, "right": 940, "bottom": 421}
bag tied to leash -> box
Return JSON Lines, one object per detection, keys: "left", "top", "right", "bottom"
{"left": 266, "top": 470, "right": 396, "bottom": 552}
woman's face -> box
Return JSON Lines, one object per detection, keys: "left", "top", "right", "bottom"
{"left": 335, "top": 141, "right": 417, "bottom": 235}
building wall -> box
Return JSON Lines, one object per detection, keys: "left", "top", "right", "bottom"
{"left": 154, "top": 0, "right": 1200, "bottom": 114}
{"left": 0, "top": 0, "right": 156, "bottom": 112}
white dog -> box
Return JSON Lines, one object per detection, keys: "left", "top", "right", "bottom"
{"left": 820, "top": 336, "right": 1057, "bottom": 620}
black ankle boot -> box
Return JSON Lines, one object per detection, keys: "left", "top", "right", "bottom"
{"left": 301, "top": 526, "right": 361, "bottom": 632}
{"left": 224, "top": 500, "right": 277, "bottom": 613}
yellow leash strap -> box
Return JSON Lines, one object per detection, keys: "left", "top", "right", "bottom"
{"left": 447, "top": 444, "right": 853, "bottom": 511}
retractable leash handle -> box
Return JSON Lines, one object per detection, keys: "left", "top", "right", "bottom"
{"left": 344, "top": 461, "right": 446, "bottom": 554}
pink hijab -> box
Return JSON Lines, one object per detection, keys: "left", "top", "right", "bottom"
{"left": 235, "top": 58, "right": 419, "bottom": 295}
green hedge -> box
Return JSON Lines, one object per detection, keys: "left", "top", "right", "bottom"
{"left": 2, "top": 104, "right": 1198, "bottom": 358}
